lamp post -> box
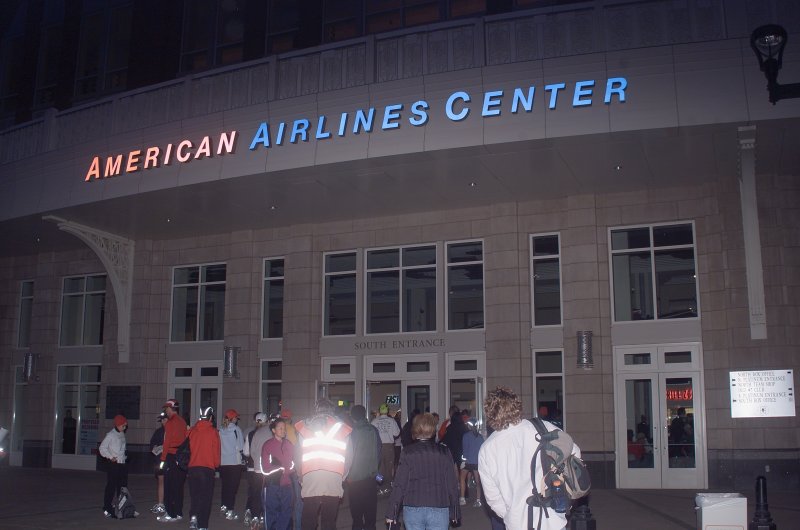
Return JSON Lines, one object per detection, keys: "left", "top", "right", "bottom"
{"left": 751, "top": 24, "right": 800, "bottom": 104}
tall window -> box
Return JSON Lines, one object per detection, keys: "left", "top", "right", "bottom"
{"left": 171, "top": 263, "right": 226, "bottom": 342}
{"left": 366, "top": 245, "right": 436, "bottom": 334}
{"left": 262, "top": 258, "right": 285, "bottom": 339}
{"left": 531, "top": 234, "right": 562, "bottom": 326}
{"left": 181, "top": 0, "right": 245, "bottom": 73}
{"left": 610, "top": 223, "right": 698, "bottom": 322}
{"left": 33, "top": 2, "right": 65, "bottom": 108}
{"left": 74, "top": 1, "right": 132, "bottom": 99}
{"left": 54, "top": 365, "right": 101, "bottom": 455}
{"left": 324, "top": 252, "right": 357, "bottom": 336}
{"left": 261, "top": 360, "right": 282, "bottom": 417}
{"left": 447, "top": 241, "right": 484, "bottom": 330}
{"left": 534, "top": 350, "right": 564, "bottom": 429}
{"left": 17, "top": 280, "right": 33, "bottom": 348}
{"left": 60, "top": 275, "right": 106, "bottom": 347}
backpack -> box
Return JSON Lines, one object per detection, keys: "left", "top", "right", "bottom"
{"left": 113, "top": 486, "right": 137, "bottom": 519}
{"left": 175, "top": 436, "right": 191, "bottom": 471}
{"left": 526, "top": 418, "right": 590, "bottom": 530}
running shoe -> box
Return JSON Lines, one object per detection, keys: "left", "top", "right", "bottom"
{"left": 151, "top": 503, "right": 166, "bottom": 514}
{"left": 226, "top": 510, "right": 240, "bottom": 521}
{"left": 472, "top": 500, "right": 482, "bottom": 508}
{"left": 459, "top": 497, "right": 466, "bottom": 506}
{"left": 189, "top": 515, "right": 199, "bottom": 530}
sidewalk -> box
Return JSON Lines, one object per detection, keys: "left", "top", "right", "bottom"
{"left": 0, "top": 467, "right": 797, "bottom": 529}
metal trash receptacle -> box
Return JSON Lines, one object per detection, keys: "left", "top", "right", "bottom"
{"left": 695, "top": 493, "right": 746, "bottom": 530}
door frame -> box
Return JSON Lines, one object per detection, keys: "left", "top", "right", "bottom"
{"left": 613, "top": 342, "right": 708, "bottom": 489}
{"left": 167, "top": 360, "right": 223, "bottom": 426}
{"left": 364, "top": 353, "right": 439, "bottom": 421}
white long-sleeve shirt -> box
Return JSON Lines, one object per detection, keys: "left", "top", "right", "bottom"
{"left": 478, "top": 420, "right": 580, "bottom": 530}
{"left": 219, "top": 423, "right": 244, "bottom": 466}
{"left": 99, "top": 428, "right": 126, "bottom": 464}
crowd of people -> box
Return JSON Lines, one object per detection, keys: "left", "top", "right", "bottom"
{"left": 97, "top": 386, "right": 579, "bottom": 530}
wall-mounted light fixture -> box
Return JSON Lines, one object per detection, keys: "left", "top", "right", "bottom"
{"left": 576, "top": 331, "right": 594, "bottom": 370}
{"left": 751, "top": 24, "right": 800, "bottom": 104}
{"left": 223, "top": 346, "right": 240, "bottom": 379}
{"left": 23, "top": 352, "right": 38, "bottom": 382}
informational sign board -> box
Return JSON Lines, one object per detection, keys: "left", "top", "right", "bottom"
{"left": 730, "top": 370, "right": 795, "bottom": 418}
{"left": 385, "top": 394, "right": 400, "bottom": 405}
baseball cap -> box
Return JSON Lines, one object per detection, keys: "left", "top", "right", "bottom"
{"left": 114, "top": 414, "right": 127, "bottom": 427}
{"left": 379, "top": 403, "right": 389, "bottom": 414}
{"left": 280, "top": 409, "right": 292, "bottom": 420}
{"left": 163, "top": 399, "right": 179, "bottom": 410}
{"left": 224, "top": 409, "right": 239, "bottom": 420}
{"left": 255, "top": 412, "right": 268, "bottom": 423}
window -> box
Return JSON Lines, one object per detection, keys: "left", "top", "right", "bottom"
{"left": 324, "top": 252, "right": 357, "bottom": 336}
{"left": 261, "top": 360, "right": 282, "bottom": 417}
{"left": 171, "top": 264, "right": 226, "bottom": 342}
{"left": 447, "top": 241, "right": 484, "bottom": 330}
{"left": 534, "top": 350, "right": 564, "bottom": 429}
{"left": 74, "top": 1, "right": 132, "bottom": 99}
{"left": 60, "top": 275, "right": 106, "bottom": 347}
{"left": 262, "top": 258, "right": 284, "bottom": 339}
{"left": 531, "top": 234, "right": 562, "bottom": 326}
{"left": 181, "top": 0, "right": 245, "bottom": 73}
{"left": 366, "top": 245, "right": 436, "bottom": 334}
{"left": 610, "top": 223, "right": 698, "bottom": 322}
{"left": 17, "top": 281, "right": 33, "bottom": 348}
{"left": 54, "top": 364, "right": 101, "bottom": 455}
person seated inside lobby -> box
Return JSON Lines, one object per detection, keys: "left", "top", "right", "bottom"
{"left": 627, "top": 429, "right": 646, "bottom": 467}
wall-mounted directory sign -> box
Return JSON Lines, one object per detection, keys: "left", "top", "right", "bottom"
{"left": 730, "top": 370, "right": 795, "bottom": 418}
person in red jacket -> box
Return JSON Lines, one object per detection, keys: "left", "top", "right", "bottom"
{"left": 159, "top": 399, "right": 188, "bottom": 523}
{"left": 187, "top": 407, "right": 221, "bottom": 530}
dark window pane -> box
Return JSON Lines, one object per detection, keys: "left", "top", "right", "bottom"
{"left": 174, "top": 267, "right": 199, "bottom": 284}
{"left": 373, "top": 362, "right": 395, "bottom": 373}
{"left": 63, "top": 277, "right": 85, "bottom": 293}
{"left": 612, "top": 252, "right": 653, "bottom": 321}
{"left": 611, "top": 228, "right": 650, "bottom": 250}
{"left": 624, "top": 353, "right": 652, "bottom": 365}
{"left": 263, "top": 360, "right": 282, "bottom": 380}
{"left": 367, "top": 270, "right": 399, "bottom": 333}
{"left": 325, "top": 252, "right": 356, "bottom": 273}
{"left": 265, "top": 259, "right": 285, "bottom": 278}
{"left": 655, "top": 249, "right": 697, "bottom": 319}
{"left": 367, "top": 249, "right": 399, "bottom": 269}
{"left": 533, "top": 258, "right": 560, "bottom": 326}
{"left": 175, "top": 367, "right": 192, "bottom": 377}
{"left": 200, "top": 284, "right": 225, "bottom": 340}
{"left": 330, "top": 363, "right": 351, "bottom": 375}
{"left": 171, "top": 285, "right": 198, "bottom": 341}
{"left": 407, "top": 362, "right": 430, "bottom": 372}
{"left": 183, "top": 0, "right": 215, "bottom": 52}
{"left": 218, "top": 0, "right": 245, "bottom": 45}
{"left": 448, "top": 263, "right": 483, "bottom": 329}
{"left": 403, "top": 245, "right": 436, "bottom": 267}
{"left": 203, "top": 264, "right": 226, "bottom": 283}
{"left": 200, "top": 366, "right": 219, "bottom": 376}
{"left": 665, "top": 351, "right": 692, "bottom": 364}
{"left": 326, "top": 274, "right": 356, "bottom": 335}
{"left": 403, "top": 268, "right": 436, "bottom": 332}
{"left": 535, "top": 351, "right": 562, "bottom": 374}
{"left": 653, "top": 224, "right": 693, "bottom": 247}
{"left": 533, "top": 235, "right": 559, "bottom": 256}
{"left": 454, "top": 360, "right": 478, "bottom": 371}
{"left": 82, "top": 292, "right": 105, "bottom": 345}
{"left": 535, "top": 375, "right": 563, "bottom": 428}
{"left": 263, "top": 278, "right": 284, "bottom": 338}
{"left": 448, "top": 241, "right": 482, "bottom": 263}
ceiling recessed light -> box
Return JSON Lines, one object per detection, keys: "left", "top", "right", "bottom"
{"left": 166, "top": 217, "right": 171, "bottom": 223}
{"left": 614, "top": 165, "right": 622, "bottom": 171}
{"left": 469, "top": 182, "right": 476, "bottom": 187}
{"left": 270, "top": 205, "right": 277, "bottom": 211}
{"left": 35, "top": 237, "right": 40, "bottom": 243}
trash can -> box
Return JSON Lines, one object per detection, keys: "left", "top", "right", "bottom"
{"left": 695, "top": 493, "right": 746, "bottom": 530}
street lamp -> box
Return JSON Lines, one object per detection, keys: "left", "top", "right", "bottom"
{"left": 750, "top": 24, "right": 800, "bottom": 104}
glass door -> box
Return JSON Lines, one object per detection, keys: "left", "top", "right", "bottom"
{"left": 168, "top": 361, "right": 222, "bottom": 426}
{"left": 10, "top": 366, "right": 26, "bottom": 466}
{"left": 616, "top": 372, "right": 660, "bottom": 488}
{"left": 403, "top": 381, "right": 435, "bottom": 419}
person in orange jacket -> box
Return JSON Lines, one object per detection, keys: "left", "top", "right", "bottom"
{"left": 159, "top": 399, "right": 188, "bottom": 522}
{"left": 187, "top": 407, "right": 221, "bottom": 530}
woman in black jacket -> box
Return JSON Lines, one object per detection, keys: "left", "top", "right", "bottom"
{"left": 385, "top": 413, "right": 461, "bottom": 530}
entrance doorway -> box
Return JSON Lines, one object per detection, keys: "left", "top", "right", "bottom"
{"left": 167, "top": 361, "right": 223, "bottom": 426}
{"left": 366, "top": 380, "right": 435, "bottom": 423}
{"left": 614, "top": 343, "right": 707, "bottom": 489}
{"left": 364, "top": 354, "right": 438, "bottom": 423}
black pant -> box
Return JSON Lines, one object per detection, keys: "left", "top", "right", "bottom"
{"left": 220, "top": 464, "right": 243, "bottom": 510}
{"left": 247, "top": 471, "right": 264, "bottom": 514}
{"left": 188, "top": 466, "right": 215, "bottom": 529}
{"left": 348, "top": 478, "right": 377, "bottom": 530}
{"left": 164, "top": 454, "right": 187, "bottom": 517}
{"left": 103, "top": 462, "right": 128, "bottom": 513}
{"left": 301, "top": 495, "right": 340, "bottom": 530}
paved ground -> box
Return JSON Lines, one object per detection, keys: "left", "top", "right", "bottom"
{"left": 0, "top": 467, "right": 796, "bottom": 529}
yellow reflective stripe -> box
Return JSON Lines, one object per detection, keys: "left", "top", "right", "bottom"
{"left": 302, "top": 451, "right": 346, "bottom": 463}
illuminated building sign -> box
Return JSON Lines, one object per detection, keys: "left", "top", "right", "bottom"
{"left": 84, "top": 77, "right": 627, "bottom": 182}
{"left": 666, "top": 388, "right": 693, "bottom": 401}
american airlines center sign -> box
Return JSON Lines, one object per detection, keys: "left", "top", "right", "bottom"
{"left": 84, "top": 77, "right": 627, "bottom": 182}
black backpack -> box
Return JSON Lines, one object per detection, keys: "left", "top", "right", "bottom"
{"left": 113, "top": 486, "right": 137, "bottom": 519}
{"left": 175, "top": 436, "right": 191, "bottom": 471}
{"left": 526, "top": 418, "right": 591, "bottom": 530}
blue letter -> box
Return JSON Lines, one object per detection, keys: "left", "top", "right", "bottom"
{"left": 605, "top": 77, "right": 627, "bottom": 103}
{"left": 290, "top": 119, "right": 309, "bottom": 143}
{"left": 275, "top": 122, "right": 286, "bottom": 145}
{"left": 316, "top": 115, "right": 331, "bottom": 140}
{"left": 382, "top": 104, "right": 403, "bottom": 130}
{"left": 446, "top": 91, "right": 471, "bottom": 121}
{"left": 353, "top": 108, "right": 375, "bottom": 134}
{"left": 338, "top": 112, "right": 348, "bottom": 136}
{"left": 544, "top": 83, "right": 566, "bottom": 109}
{"left": 573, "top": 80, "right": 594, "bottom": 107}
{"left": 249, "top": 122, "right": 270, "bottom": 150}
{"left": 482, "top": 90, "right": 503, "bottom": 117}
{"left": 409, "top": 101, "right": 429, "bottom": 126}
{"left": 511, "top": 87, "right": 535, "bottom": 113}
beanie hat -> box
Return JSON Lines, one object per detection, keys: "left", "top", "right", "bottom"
{"left": 351, "top": 405, "right": 367, "bottom": 421}
{"left": 163, "top": 399, "right": 179, "bottom": 410}
{"left": 224, "top": 409, "right": 239, "bottom": 420}
{"left": 114, "top": 415, "right": 127, "bottom": 428}
{"left": 379, "top": 403, "right": 389, "bottom": 414}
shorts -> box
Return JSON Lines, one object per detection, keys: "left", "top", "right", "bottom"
{"left": 464, "top": 464, "right": 478, "bottom": 472}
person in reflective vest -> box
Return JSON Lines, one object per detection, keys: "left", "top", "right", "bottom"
{"left": 294, "top": 398, "right": 353, "bottom": 530}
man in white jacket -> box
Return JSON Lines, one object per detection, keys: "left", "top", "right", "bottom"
{"left": 99, "top": 414, "right": 130, "bottom": 518}
{"left": 478, "top": 387, "right": 580, "bottom": 530}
